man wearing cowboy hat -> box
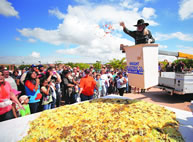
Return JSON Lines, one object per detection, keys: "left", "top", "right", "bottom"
{"left": 120, "top": 19, "right": 155, "bottom": 45}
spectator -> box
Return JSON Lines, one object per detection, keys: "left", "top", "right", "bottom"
{"left": 114, "top": 75, "right": 119, "bottom": 94}
{"left": 117, "top": 72, "right": 127, "bottom": 96}
{"left": 165, "top": 62, "right": 174, "bottom": 72}
{"left": 24, "top": 71, "right": 42, "bottom": 114}
{"left": 176, "top": 61, "right": 185, "bottom": 72}
{"left": 100, "top": 69, "right": 109, "bottom": 96}
{"left": 22, "top": 68, "right": 26, "bottom": 74}
{"left": 0, "top": 71, "right": 23, "bottom": 122}
{"left": 13, "top": 69, "right": 25, "bottom": 95}
{"left": 12, "top": 70, "right": 20, "bottom": 87}
{"left": 4, "top": 70, "right": 18, "bottom": 91}
{"left": 38, "top": 65, "right": 46, "bottom": 81}
{"left": 78, "top": 69, "right": 97, "bottom": 101}
{"left": 40, "top": 78, "right": 53, "bottom": 110}
{"left": 71, "top": 67, "right": 80, "bottom": 98}
{"left": 72, "top": 67, "right": 80, "bottom": 81}
{"left": 62, "top": 70, "right": 76, "bottom": 104}
{"left": 20, "top": 64, "right": 37, "bottom": 85}
{"left": 18, "top": 95, "right": 31, "bottom": 116}
{"left": 89, "top": 66, "right": 95, "bottom": 74}
{"left": 111, "top": 70, "right": 116, "bottom": 79}
{"left": 46, "top": 67, "right": 61, "bottom": 108}
{"left": 4, "top": 70, "right": 21, "bottom": 93}
{"left": 124, "top": 72, "right": 131, "bottom": 93}
{"left": 107, "top": 77, "right": 116, "bottom": 94}
{"left": 57, "top": 64, "right": 64, "bottom": 74}
{"left": 95, "top": 74, "right": 102, "bottom": 98}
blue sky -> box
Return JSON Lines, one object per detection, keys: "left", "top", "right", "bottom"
{"left": 0, "top": 0, "right": 193, "bottom": 64}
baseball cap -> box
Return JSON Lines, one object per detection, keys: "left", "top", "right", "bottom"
{"left": 31, "top": 64, "right": 37, "bottom": 68}
{"left": 19, "top": 95, "right": 30, "bottom": 104}
{"left": 38, "top": 64, "right": 43, "bottom": 68}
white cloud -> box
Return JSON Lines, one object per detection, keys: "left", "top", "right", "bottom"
{"left": 18, "top": 4, "right": 157, "bottom": 63}
{"left": 30, "top": 52, "right": 40, "bottom": 58}
{"left": 49, "top": 8, "right": 65, "bottom": 19}
{"left": 56, "top": 35, "right": 131, "bottom": 62}
{"left": 119, "top": 0, "right": 142, "bottom": 9}
{"left": 0, "top": 0, "right": 19, "bottom": 17}
{"left": 18, "top": 28, "right": 62, "bottom": 45}
{"left": 155, "top": 32, "right": 193, "bottom": 41}
{"left": 28, "top": 38, "right": 36, "bottom": 43}
{"left": 141, "top": 7, "right": 156, "bottom": 19}
{"left": 179, "top": 0, "right": 193, "bottom": 20}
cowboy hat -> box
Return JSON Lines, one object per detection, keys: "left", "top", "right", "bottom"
{"left": 134, "top": 19, "right": 149, "bottom": 27}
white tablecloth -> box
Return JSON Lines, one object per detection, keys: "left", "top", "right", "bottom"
{"left": 0, "top": 95, "right": 192, "bottom": 142}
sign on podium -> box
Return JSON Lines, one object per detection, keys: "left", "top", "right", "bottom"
{"left": 121, "top": 44, "right": 159, "bottom": 89}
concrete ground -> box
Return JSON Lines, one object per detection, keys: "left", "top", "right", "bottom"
{"left": 123, "top": 87, "right": 193, "bottom": 112}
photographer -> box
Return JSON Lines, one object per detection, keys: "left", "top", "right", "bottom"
{"left": 40, "top": 78, "right": 53, "bottom": 110}
{"left": 46, "top": 67, "right": 61, "bottom": 108}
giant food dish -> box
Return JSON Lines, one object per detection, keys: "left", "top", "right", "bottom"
{"left": 20, "top": 99, "right": 184, "bottom": 142}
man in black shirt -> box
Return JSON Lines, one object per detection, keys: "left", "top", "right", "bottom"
{"left": 62, "top": 70, "right": 76, "bottom": 104}
{"left": 120, "top": 19, "right": 155, "bottom": 45}
{"left": 176, "top": 61, "right": 185, "bottom": 72}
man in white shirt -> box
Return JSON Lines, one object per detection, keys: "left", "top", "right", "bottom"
{"left": 4, "top": 70, "right": 17, "bottom": 91}
{"left": 100, "top": 69, "right": 109, "bottom": 96}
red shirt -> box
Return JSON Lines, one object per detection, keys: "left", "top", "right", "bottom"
{"left": 79, "top": 76, "right": 96, "bottom": 96}
{"left": 0, "top": 82, "right": 12, "bottom": 115}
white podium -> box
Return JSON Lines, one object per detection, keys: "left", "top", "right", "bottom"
{"left": 121, "top": 44, "right": 159, "bottom": 89}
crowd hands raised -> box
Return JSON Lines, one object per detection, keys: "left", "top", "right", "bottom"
{"left": 0, "top": 64, "right": 131, "bottom": 122}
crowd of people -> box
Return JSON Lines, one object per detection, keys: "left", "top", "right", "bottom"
{"left": 159, "top": 60, "right": 192, "bottom": 73}
{"left": 0, "top": 64, "right": 131, "bottom": 122}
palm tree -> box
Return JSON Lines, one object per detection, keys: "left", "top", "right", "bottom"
{"left": 107, "top": 57, "right": 126, "bottom": 70}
